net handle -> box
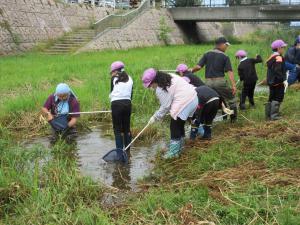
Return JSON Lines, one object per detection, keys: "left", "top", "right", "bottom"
{"left": 124, "top": 122, "right": 151, "bottom": 151}
{"left": 58, "top": 111, "right": 111, "bottom": 115}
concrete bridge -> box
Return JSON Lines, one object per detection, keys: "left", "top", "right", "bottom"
{"left": 169, "top": 5, "right": 300, "bottom": 22}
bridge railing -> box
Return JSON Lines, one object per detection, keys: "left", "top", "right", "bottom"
{"left": 93, "top": 0, "right": 150, "bottom": 36}
{"left": 166, "top": 0, "right": 300, "bottom": 7}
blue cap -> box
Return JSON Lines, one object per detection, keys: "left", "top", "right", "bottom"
{"left": 55, "top": 83, "right": 71, "bottom": 95}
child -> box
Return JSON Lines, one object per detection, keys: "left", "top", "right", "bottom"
{"left": 190, "top": 85, "right": 220, "bottom": 140}
{"left": 265, "top": 40, "right": 288, "bottom": 120}
{"left": 42, "top": 83, "right": 80, "bottom": 144}
{"left": 109, "top": 61, "right": 133, "bottom": 150}
{"left": 235, "top": 50, "right": 262, "bottom": 110}
{"left": 142, "top": 69, "right": 198, "bottom": 159}
{"left": 285, "top": 36, "right": 300, "bottom": 85}
{"left": 176, "top": 63, "right": 205, "bottom": 87}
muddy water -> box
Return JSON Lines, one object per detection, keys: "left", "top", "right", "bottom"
{"left": 76, "top": 127, "right": 160, "bottom": 190}
{"left": 26, "top": 125, "right": 162, "bottom": 190}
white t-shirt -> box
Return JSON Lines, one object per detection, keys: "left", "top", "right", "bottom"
{"left": 109, "top": 76, "right": 133, "bottom": 102}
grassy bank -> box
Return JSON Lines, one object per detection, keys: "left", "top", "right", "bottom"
{"left": 113, "top": 86, "right": 300, "bottom": 224}
{"left": 1, "top": 36, "right": 300, "bottom": 224}
{"left": 0, "top": 127, "right": 113, "bottom": 224}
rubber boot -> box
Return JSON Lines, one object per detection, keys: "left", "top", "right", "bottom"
{"left": 179, "top": 137, "right": 185, "bottom": 152}
{"left": 270, "top": 101, "right": 281, "bottom": 120}
{"left": 249, "top": 98, "right": 255, "bottom": 108}
{"left": 230, "top": 106, "right": 238, "bottom": 123}
{"left": 190, "top": 126, "right": 198, "bottom": 140}
{"left": 163, "top": 139, "right": 181, "bottom": 159}
{"left": 114, "top": 133, "right": 124, "bottom": 149}
{"left": 198, "top": 125, "right": 205, "bottom": 137}
{"left": 63, "top": 127, "right": 77, "bottom": 144}
{"left": 123, "top": 132, "right": 132, "bottom": 150}
{"left": 265, "top": 102, "right": 271, "bottom": 120}
{"left": 50, "top": 129, "right": 59, "bottom": 145}
{"left": 201, "top": 125, "right": 212, "bottom": 140}
{"left": 239, "top": 103, "right": 246, "bottom": 110}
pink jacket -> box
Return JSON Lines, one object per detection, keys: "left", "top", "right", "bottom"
{"left": 154, "top": 74, "right": 197, "bottom": 120}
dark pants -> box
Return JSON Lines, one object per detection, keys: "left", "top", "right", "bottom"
{"left": 240, "top": 82, "right": 256, "bottom": 106}
{"left": 200, "top": 100, "right": 220, "bottom": 125}
{"left": 206, "top": 79, "right": 236, "bottom": 108}
{"left": 111, "top": 100, "right": 132, "bottom": 149}
{"left": 50, "top": 127, "right": 77, "bottom": 144}
{"left": 193, "top": 99, "right": 219, "bottom": 127}
{"left": 170, "top": 117, "right": 185, "bottom": 140}
{"left": 269, "top": 84, "right": 285, "bottom": 102}
{"left": 206, "top": 79, "right": 237, "bottom": 122}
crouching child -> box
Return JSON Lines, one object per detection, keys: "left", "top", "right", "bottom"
{"left": 190, "top": 86, "right": 220, "bottom": 140}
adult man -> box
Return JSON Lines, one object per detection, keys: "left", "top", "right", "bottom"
{"left": 191, "top": 37, "right": 237, "bottom": 122}
{"left": 285, "top": 35, "right": 300, "bottom": 85}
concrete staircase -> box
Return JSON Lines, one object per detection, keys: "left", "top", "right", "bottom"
{"left": 44, "top": 28, "right": 95, "bottom": 54}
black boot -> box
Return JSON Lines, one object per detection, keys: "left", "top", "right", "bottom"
{"left": 239, "top": 103, "right": 246, "bottom": 110}
{"left": 249, "top": 98, "right": 255, "bottom": 108}
{"left": 201, "top": 125, "right": 212, "bottom": 140}
{"left": 190, "top": 126, "right": 198, "bottom": 140}
{"left": 124, "top": 132, "right": 132, "bottom": 150}
{"left": 114, "top": 132, "right": 124, "bottom": 149}
{"left": 265, "top": 102, "right": 271, "bottom": 120}
{"left": 270, "top": 101, "right": 281, "bottom": 120}
{"left": 230, "top": 106, "right": 238, "bottom": 123}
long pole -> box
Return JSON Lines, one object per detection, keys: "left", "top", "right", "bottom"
{"left": 59, "top": 110, "right": 111, "bottom": 115}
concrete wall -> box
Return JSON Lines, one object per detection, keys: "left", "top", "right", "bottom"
{"left": 169, "top": 6, "right": 300, "bottom": 22}
{"left": 196, "top": 22, "right": 275, "bottom": 42}
{"left": 79, "top": 8, "right": 275, "bottom": 52}
{"left": 0, "top": 0, "right": 111, "bottom": 55}
{"left": 79, "top": 9, "right": 185, "bottom": 52}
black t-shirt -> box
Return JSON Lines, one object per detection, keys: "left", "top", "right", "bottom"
{"left": 198, "top": 49, "right": 232, "bottom": 78}
{"left": 238, "top": 55, "right": 262, "bottom": 84}
{"left": 183, "top": 71, "right": 205, "bottom": 87}
{"left": 195, "top": 85, "right": 219, "bottom": 105}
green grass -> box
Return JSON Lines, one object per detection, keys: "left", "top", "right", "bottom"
{"left": 0, "top": 36, "right": 300, "bottom": 224}
{"left": 0, "top": 44, "right": 267, "bottom": 122}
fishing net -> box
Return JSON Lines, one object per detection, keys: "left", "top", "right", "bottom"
{"left": 49, "top": 115, "right": 68, "bottom": 132}
{"left": 102, "top": 148, "right": 128, "bottom": 163}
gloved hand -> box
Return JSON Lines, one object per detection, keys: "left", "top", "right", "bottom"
{"left": 283, "top": 80, "right": 288, "bottom": 93}
{"left": 221, "top": 102, "right": 234, "bottom": 115}
{"left": 148, "top": 116, "right": 156, "bottom": 125}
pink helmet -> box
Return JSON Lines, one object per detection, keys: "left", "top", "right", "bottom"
{"left": 142, "top": 68, "right": 156, "bottom": 88}
{"left": 176, "top": 64, "right": 188, "bottom": 73}
{"left": 271, "top": 40, "right": 287, "bottom": 50}
{"left": 235, "top": 50, "right": 247, "bottom": 58}
{"left": 110, "top": 61, "right": 125, "bottom": 73}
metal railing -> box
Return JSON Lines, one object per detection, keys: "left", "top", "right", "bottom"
{"left": 166, "top": 0, "right": 300, "bottom": 7}
{"left": 94, "top": 0, "right": 150, "bottom": 36}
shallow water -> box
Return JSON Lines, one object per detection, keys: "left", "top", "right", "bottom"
{"left": 25, "top": 125, "right": 162, "bottom": 190}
